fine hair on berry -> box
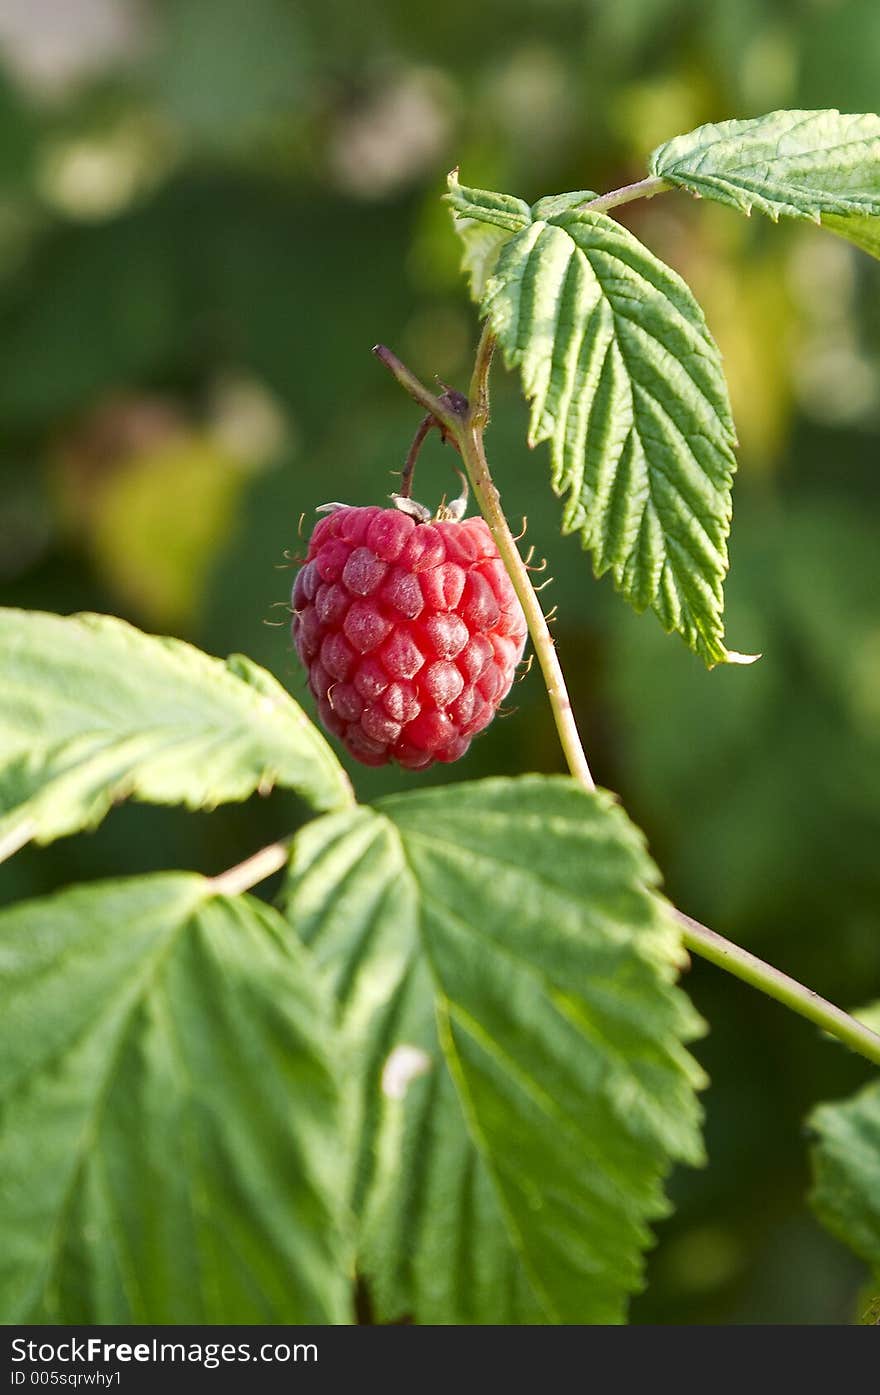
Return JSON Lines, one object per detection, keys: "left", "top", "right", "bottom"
{"left": 291, "top": 504, "right": 528, "bottom": 769}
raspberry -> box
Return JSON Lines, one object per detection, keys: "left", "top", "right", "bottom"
{"left": 291, "top": 504, "right": 528, "bottom": 768}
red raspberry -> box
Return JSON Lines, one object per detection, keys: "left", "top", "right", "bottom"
{"left": 291, "top": 505, "right": 528, "bottom": 768}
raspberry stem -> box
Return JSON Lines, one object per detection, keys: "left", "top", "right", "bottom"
{"left": 576, "top": 174, "right": 671, "bottom": 215}
{"left": 460, "top": 324, "right": 597, "bottom": 792}
{"left": 373, "top": 328, "right": 880, "bottom": 1069}
{"left": 208, "top": 332, "right": 880, "bottom": 1067}
{"left": 209, "top": 836, "right": 294, "bottom": 897}
{"left": 374, "top": 333, "right": 597, "bottom": 790}
{"left": 371, "top": 345, "right": 462, "bottom": 433}
{"left": 399, "top": 415, "right": 435, "bottom": 499}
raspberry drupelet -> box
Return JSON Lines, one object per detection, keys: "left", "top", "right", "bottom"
{"left": 291, "top": 502, "right": 528, "bottom": 769}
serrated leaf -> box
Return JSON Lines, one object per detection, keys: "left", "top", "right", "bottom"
{"left": 482, "top": 207, "right": 750, "bottom": 666}
{"left": 284, "top": 776, "right": 705, "bottom": 1324}
{"left": 0, "top": 874, "right": 352, "bottom": 1322}
{"left": 809, "top": 1050, "right": 880, "bottom": 1281}
{"left": 0, "top": 608, "right": 352, "bottom": 862}
{"left": 649, "top": 110, "right": 880, "bottom": 252}
{"left": 363, "top": 1043, "right": 547, "bottom": 1323}
{"left": 446, "top": 173, "right": 532, "bottom": 232}
{"left": 530, "top": 191, "right": 599, "bottom": 220}
{"left": 445, "top": 172, "right": 532, "bottom": 298}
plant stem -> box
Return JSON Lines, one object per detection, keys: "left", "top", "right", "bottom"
{"left": 674, "top": 911, "right": 880, "bottom": 1066}
{"left": 579, "top": 175, "right": 671, "bottom": 215}
{"left": 209, "top": 836, "right": 293, "bottom": 897}
{"left": 399, "top": 415, "right": 435, "bottom": 499}
{"left": 372, "top": 345, "right": 459, "bottom": 432}
{"left": 208, "top": 813, "right": 880, "bottom": 1066}
{"left": 372, "top": 335, "right": 880, "bottom": 1067}
{"left": 468, "top": 321, "right": 496, "bottom": 428}
{"left": 464, "top": 330, "right": 880, "bottom": 1066}
{"left": 459, "top": 326, "right": 596, "bottom": 789}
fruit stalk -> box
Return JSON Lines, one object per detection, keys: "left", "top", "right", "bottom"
{"left": 459, "top": 331, "right": 596, "bottom": 791}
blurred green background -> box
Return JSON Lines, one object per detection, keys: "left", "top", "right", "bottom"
{"left": 1, "top": 0, "right": 878, "bottom": 1324}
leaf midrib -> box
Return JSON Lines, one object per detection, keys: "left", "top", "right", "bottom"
{"left": 386, "top": 814, "right": 683, "bottom": 1323}
{"left": 386, "top": 820, "right": 556, "bottom": 1323}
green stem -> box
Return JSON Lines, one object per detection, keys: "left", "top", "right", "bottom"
{"left": 675, "top": 911, "right": 880, "bottom": 1067}
{"left": 372, "top": 330, "right": 880, "bottom": 1069}
{"left": 371, "top": 344, "right": 459, "bottom": 432}
{"left": 202, "top": 811, "right": 876, "bottom": 1064}
{"left": 209, "top": 816, "right": 880, "bottom": 1064}
{"left": 461, "top": 325, "right": 596, "bottom": 790}
{"left": 399, "top": 415, "right": 435, "bottom": 500}
{"left": 579, "top": 175, "right": 671, "bottom": 215}
{"left": 209, "top": 836, "right": 293, "bottom": 897}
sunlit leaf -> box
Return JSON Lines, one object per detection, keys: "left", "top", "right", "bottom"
{"left": 0, "top": 874, "right": 351, "bottom": 1322}
{"left": 650, "top": 109, "right": 880, "bottom": 259}
{"left": 0, "top": 608, "right": 352, "bottom": 861}
{"left": 284, "top": 776, "right": 705, "bottom": 1323}
{"left": 449, "top": 176, "right": 750, "bottom": 665}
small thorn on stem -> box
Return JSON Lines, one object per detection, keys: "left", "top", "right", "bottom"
{"left": 533, "top": 574, "right": 554, "bottom": 592}
{"left": 511, "top": 516, "right": 529, "bottom": 542}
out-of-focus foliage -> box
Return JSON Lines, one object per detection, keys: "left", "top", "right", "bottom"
{"left": 0, "top": 0, "right": 877, "bottom": 1323}
{"left": 809, "top": 1006, "right": 880, "bottom": 1297}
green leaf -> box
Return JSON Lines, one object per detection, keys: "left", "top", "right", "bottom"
{"left": 362, "top": 1038, "right": 547, "bottom": 1323}
{"left": 0, "top": 874, "right": 352, "bottom": 1322}
{"left": 446, "top": 173, "right": 532, "bottom": 232}
{"left": 530, "top": 191, "right": 600, "bottom": 220}
{"left": 0, "top": 608, "right": 352, "bottom": 862}
{"left": 445, "top": 172, "right": 532, "bottom": 298}
{"left": 284, "top": 776, "right": 705, "bottom": 1324}
{"left": 649, "top": 109, "right": 880, "bottom": 255}
{"left": 822, "top": 212, "right": 880, "bottom": 261}
{"left": 478, "top": 199, "right": 750, "bottom": 666}
{"left": 809, "top": 1047, "right": 880, "bottom": 1281}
